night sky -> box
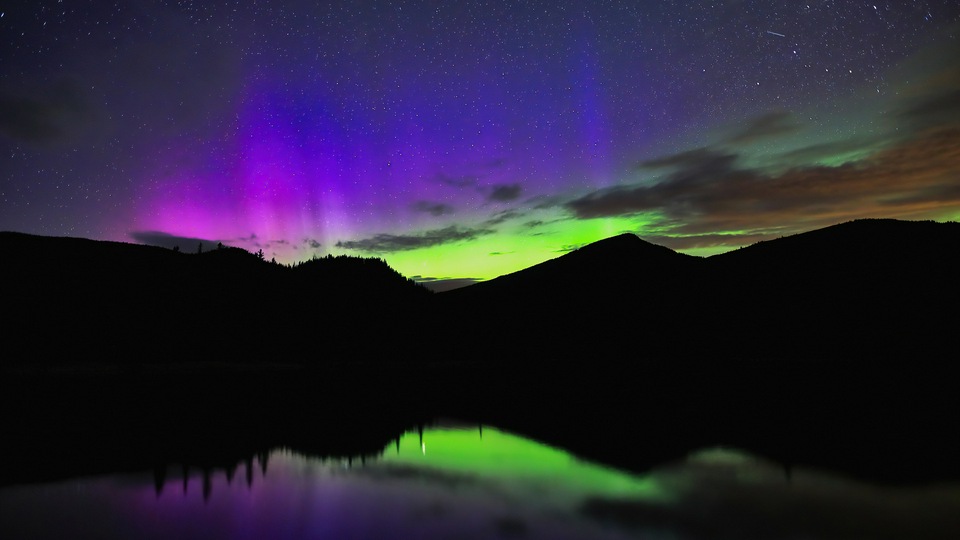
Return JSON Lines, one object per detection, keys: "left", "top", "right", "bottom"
{"left": 2, "top": 1, "right": 959, "bottom": 288}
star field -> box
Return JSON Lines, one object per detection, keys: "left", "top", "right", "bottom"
{"left": 2, "top": 1, "right": 959, "bottom": 287}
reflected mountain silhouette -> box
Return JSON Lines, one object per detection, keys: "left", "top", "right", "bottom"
{"left": 1, "top": 358, "right": 959, "bottom": 490}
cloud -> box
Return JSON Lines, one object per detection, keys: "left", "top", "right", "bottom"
{"left": 434, "top": 173, "right": 479, "bottom": 189}
{"left": 885, "top": 38, "right": 960, "bottom": 132}
{"left": 900, "top": 89, "right": 960, "bottom": 118}
{"left": 637, "top": 146, "right": 737, "bottom": 171}
{"left": 482, "top": 157, "right": 507, "bottom": 169}
{"left": 129, "top": 231, "right": 224, "bottom": 251}
{"left": 432, "top": 171, "right": 522, "bottom": 204}
{"left": 487, "top": 183, "right": 523, "bottom": 202}
{"left": 524, "top": 195, "right": 563, "bottom": 210}
{"left": 573, "top": 148, "right": 741, "bottom": 220}
{"left": 568, "top": 127, "right": 960, "bottom": 239}
{"left": 483, "top": 209, "right": 522, "bottom": 226}
{"left": 557, "top": 243, "right": 590, "bottom": 253}
{"left": 335, "top": 225, "right": 494, "bottom": 253}
{"left": 0, "top": 80, "right": 89, "bottom": 142}
{"left": 898, "top": 89, "right": 960, "bottom": 131}
{"left": 411, "top": 276, "right": 483, "bottom": 292}
{"left": 412, "top": 200, "right": 455, "bottom": 216}
{"left": 776, "top": 137, "right": 881, "bottom": 165}
{"left": 432, "top": 159, "right": 506, "bottom": 189}
{"left": 641, "top": 233, "right": 773, "bottom": 251}
{"left": 725, "top": 110, "right": 802, "bottom": 144}
{"left": 303, "top": 238, "right": 322, "bottom": 249}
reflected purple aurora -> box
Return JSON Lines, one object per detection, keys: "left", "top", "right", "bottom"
{"left": 1, "top": 426, "right": 957, "bottom": 539}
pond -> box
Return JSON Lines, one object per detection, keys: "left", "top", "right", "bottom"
{"left": 2, "top": 421, "right": 957, "bottom": 539}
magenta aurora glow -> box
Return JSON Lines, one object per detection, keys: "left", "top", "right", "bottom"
{"left": 2, "top": 2, "right": 960, "bottom": 286}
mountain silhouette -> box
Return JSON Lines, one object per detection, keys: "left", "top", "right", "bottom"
{"left": 1, "top": 218, "right": 957, "bottom": 364}
{"left": 436, "top": 232, "right": 703, "bottom": 360}
{"left": 436, "top": 218, "right": 959, "bottom": 362}
{"left": 695, "top": 219, "right": 960, "bottom": 359}
{"left": 445, "top": 232, "right": 700, "bottom": 301}
{"left": 0, "top": 231, "right": 430, "bottom": 363}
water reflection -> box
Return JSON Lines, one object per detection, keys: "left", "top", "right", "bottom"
{"left": 1, "top": 424, "right": 958, "bottom": 539}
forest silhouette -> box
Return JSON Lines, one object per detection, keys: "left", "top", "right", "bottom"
{"left": 4, "top": 217, "right": 954, "bottom": 363}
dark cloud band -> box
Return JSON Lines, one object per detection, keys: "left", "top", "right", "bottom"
{"left": 336, "top": 225, "right": 494, "bottom": 253}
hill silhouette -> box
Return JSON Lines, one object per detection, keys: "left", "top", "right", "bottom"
{"left": 437, "top": 232, "right": 704, "bottom": 360}
{"left": 436, "top": 218, "right": 959, "bottom": 362}
{"left": 0, "top": 232, "right": 430, "bottom": 363}
{"left": 446, "top": 232, "right": 700, "bottom": 301}
{"left": 699, "top": 219, "right": 960, "bottom": 359}
{"left": 1, "top": 218, "right": 957, "bottom": 364}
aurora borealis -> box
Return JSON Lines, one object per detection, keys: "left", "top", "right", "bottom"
{"left": 2, "top": 2, "right": 960, "bottom": 287}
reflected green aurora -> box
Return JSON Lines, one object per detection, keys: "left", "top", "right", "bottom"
{"left": 383, "top": 424, "right": 669, "bottom": 503}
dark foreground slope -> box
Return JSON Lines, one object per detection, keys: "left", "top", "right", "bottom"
{"left": 439, "top": 233, "right": 704, "bottom": 360}
{"left": 0, "top": 232, "right": 430, "bottom": 363}
{"left": 439, "top": 218, "right": 960, "bottom": 362}
{"left": 702, "top": 219, "right": 960, "bottom": 359}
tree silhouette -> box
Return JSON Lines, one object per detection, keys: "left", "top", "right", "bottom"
{"left": 256, "top": 249, "right": 264, "bottom": 261}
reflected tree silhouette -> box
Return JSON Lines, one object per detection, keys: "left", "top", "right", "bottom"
{"left": 202, "top": 468, "right": 212, "bottom": 502}
{"left": 153, "top": 464, "right": 166, "bottom": 496}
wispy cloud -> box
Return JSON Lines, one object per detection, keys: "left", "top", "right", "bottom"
{"left": 776, "top": 137, "right": 881, "bottom": 165}
{"left": 129, "top": 230, "right": 224, "bottom": 251}
{"left": 569, "top": 127, "right": 960, "bottom": 249}
{"left": 0, "top": 79, "right": 90, "bottom": 143}
{"left": 336, "top": 225, "right": 495, "bottom": 253}
{"left": 433, "top": 173, "right": 479, "bottom": 189}
{"left": 641, "top": 233, "right": 774, "bottom": 251}
{"left": 411, "top": 275, "right": 483, "bottom": 292}
{"left": 483, "top": 209, "right": 522, "bottom": 226}
{"left": 897, "top": 88, "right": 960, "bottom": 132}
{"left": 487, "top": 183, "right": 523, "bottom": 202}
{"left": 412, "top": 200, "right": 455, "bottom": 216}
{"left": 725, "top": 110, "right": 802, "bottom": 144}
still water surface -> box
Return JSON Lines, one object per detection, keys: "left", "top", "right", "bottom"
{"left": 1, "top": 423, "right": 958, "bottom": 539}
